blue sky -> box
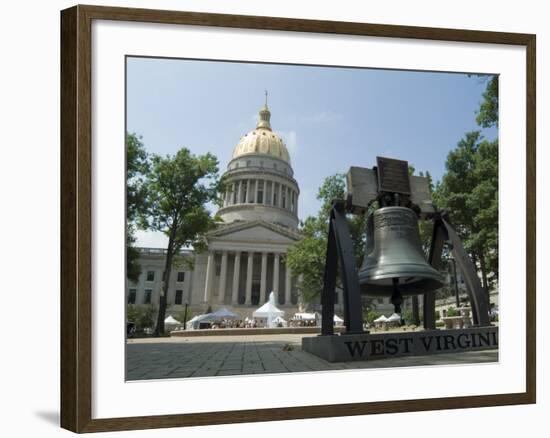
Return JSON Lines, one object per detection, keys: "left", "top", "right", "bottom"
{"left": 127, "top": 57, "right": 497, "bottom": 248}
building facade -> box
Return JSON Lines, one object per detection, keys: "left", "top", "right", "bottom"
{"left": 127, "top": 99, "right": 339, "bottom": 319}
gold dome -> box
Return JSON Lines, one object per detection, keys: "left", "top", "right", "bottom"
{"left": 231, "top": 99, "right": 291, "bottom": 164}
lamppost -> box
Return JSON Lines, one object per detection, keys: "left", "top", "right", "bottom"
{"left": 183, "top": 300, "right": 189, "bottom": 330}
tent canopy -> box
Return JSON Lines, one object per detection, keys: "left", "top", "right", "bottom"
{"left": 164, "top": 315, "right": 180, "bottom": 324}
{"left": 292, "top": 312, "right": 316, "bottom": 321}
{"left": 209, "top": 308, "right": 239, "bottom": 320}
{"left": 334, "top": 315, "right": 344, "bottom": 323}
{"left": 386, "top": 313, "right": 402, "bottom": 322}
{"left": 253, "top": 301, "right": 284, "bottom": 318}
{"left": 185, "top": 313, "right": 213, "bottom": 329}
{"left": 374, "top": 315, "right": 388, "bottom": 322}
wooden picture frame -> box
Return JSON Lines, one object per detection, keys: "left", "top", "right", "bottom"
{"left": 60, "top": 4, "right": 536, "bottom": 433}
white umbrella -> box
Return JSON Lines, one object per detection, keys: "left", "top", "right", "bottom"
{"left": 333, "top": 315, "right": 344, "bottom": 323}
{"left": 374, "top": 315, "right": 388, "bottom": 323}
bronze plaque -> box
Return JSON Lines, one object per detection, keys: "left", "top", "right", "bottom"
{"left": 376, "top": 156, "right": 411, "bottom": 194}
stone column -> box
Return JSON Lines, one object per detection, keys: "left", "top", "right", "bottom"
{"left": 203, "top": 251, "right": 215, "bottom": 302}
{"left": 231, "top": 251, "right": 241, "bottom": 305}
{"left": 285, "top": 261, "right": 292, "bottom": 305}
{"left": 218, "top": 251, "right": 228, "bottom": 304}
{"left": 260, "top": 252, "right": 268, "bottom": 303}
{"left": 245, "top": 252, "right": 254, "bottom": 305}
{"left": 286, "top": 186, "right": 290, "bottom": 209}
{"left": 237, "top": 181, "right": 243, "bottom": 204}
{"left": 254, "top": 179, "right": 259, "bottom": 203}
{"left": 273, "top": 253, "right": 280, "bottom": 302}
{"left": 278, "top": 184, "right": 283, "bottom": 208}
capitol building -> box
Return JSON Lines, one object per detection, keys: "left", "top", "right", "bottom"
{"left": 127, "top": 99, "right": 316, "bottom": 318}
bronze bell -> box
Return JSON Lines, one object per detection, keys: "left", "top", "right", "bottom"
{"left": 358, "top": 206, "right": 444, "bottom": 297}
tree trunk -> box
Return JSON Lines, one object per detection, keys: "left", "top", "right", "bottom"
{"left": 478, "top": 252, "right": 490, "bottom": 307}
{"left": 412, "top": 295, "right": 420, "bottom": 326}
{"left": 154, "top": 239, "right": 175, "bottom": 336}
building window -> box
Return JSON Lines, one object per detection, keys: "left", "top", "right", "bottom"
{"left": 144, "top": 289, "right": 152, "bottom": 304}
{"left": 128, "top": 289, "right": 136, "bottom": 304}
{"left": 246, "top": 160, "right": 251, "bottom": 167}
{"left": 175, "top": 290, "right": 183, "bottom": 305}
{"left": 274, "top": 163, "right": 277, "bottom": 170}
{"left": 273, "top": 183, "right": 278, "bottom": 206}
{"left": 265, "top": 181, "right": 272, "bottom": 206}
{"left": 146, "top": 271, "right": 155, "bottom": 282}
{"left": 248, "top": 180, "right": 255, "bottom": 203}
{"left": 177, "top": 271, "right": 185, "bottom": 282}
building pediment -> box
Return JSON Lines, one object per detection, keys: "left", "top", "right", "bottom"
{"left": 208, "top": 220, "right": 301, "bottom": 244}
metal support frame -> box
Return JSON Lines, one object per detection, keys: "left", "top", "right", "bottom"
{"left": 321, "top": 201, "right": 364, "bottom": 335}
{"left": 425, "top": 213, "right": 491, "bottom": 328}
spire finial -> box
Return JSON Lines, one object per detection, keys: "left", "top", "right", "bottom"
{"left": 257, "top": 91, "right": 272, "bottom": 131}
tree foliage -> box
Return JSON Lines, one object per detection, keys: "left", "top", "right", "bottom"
{"left": 286, "top": 173, "right": 368, "bottom": 305}
{"left": 433, "top": 131, "right": 498, "bottom": 290}
{"left": 476, "top": 75, "right": 498, "bottom": 128}
{"left": 126, "top": 133, "right": 149, "bottom": 282}
{"left": 142, "top": 148, "right": 222, "bottom": 335}
{"left": 127, "top": 304, "right": 157, "bottom": 333}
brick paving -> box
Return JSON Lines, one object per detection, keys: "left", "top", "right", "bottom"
{"left": 126, "top": 334, "right": 498, "bottom": 381}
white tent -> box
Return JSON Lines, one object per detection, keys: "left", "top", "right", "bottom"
{"left": 272, "top": 316, "right": 287, "bottom": 327}
{"left": 292, "top": 312, "right": 316, "bottom": 321}
{"left": 209, "top": 308, "right": 239, "bottom": 320}
{"left": 334, "top": 315, "right": 344, "bottom": 324}
{"left": 386, "top": 313, "right": 402, "bottom": 322}
{"left": 185, "top": 313, "right": 212, "bottom": 330}
{"left": 164, "top": 315, "right": 180, "bottom": 325}
{"left": 253, "top": 292, "right": 284, "bottom": 328}
{"left": 374, "top": 315, "right": 388, "bottom": 323}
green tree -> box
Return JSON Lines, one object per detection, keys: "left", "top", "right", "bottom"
{"left": 126, "top": 133, "right": 149, "bottom": 282}
{"left": 127, "top": 304, "right": 157, "bottom": 333}
{"left": 476, "top": 75, "right": 498, "bottom": 128}
{"left": 433, "top": 131, "right": 498, "bottom": 293}
{"left": 142, "top": 148, "right": 222, "bottom": 335}
{"left": 286, "top": 173, "right": 368, "bottom": 304}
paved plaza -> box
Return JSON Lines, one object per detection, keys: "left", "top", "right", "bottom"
{"left": 126, "top": 334, "right": 498, "bottom": 380}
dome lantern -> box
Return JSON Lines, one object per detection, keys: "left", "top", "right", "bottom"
{"left": 256, "top": 90, "right": 272, "bottom": 131}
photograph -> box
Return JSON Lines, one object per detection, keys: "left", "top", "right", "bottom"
{"left": 124, "top": 57, "right": 500, "bottom": 380}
